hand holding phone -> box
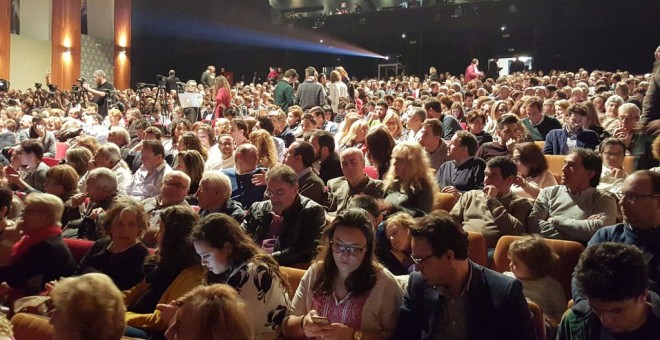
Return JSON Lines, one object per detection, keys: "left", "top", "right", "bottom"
{"left": 311, "top": 316, "right": 330, "bottom": 325}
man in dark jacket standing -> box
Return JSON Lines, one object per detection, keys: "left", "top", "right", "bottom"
{"left": 274, "top": 69, "right": 298, "bottom": 112}
{"left": 241, "top": 164, "right": 326, "bottom": 267}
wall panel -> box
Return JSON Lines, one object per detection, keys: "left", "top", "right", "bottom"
{"left": 114, "top": 0, "right": 131, "bottom": 89}
{"left": 52, "top": 0, "right": 81, "bottom": 90}
{"left": 0, "top": 0, "right": 9, "bottom": 80}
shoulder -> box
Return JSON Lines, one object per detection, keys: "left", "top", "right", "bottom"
{"left": 300, "top": 196, "right": 324, "bottom": 213}
{"left": 590, "top": 223, "right": 626, "bottom": 245}
{"left": 327, "top": 177, "right": 346, "bottom": 189}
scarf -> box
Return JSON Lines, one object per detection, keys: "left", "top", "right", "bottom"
{"left": 11, "top": 225, "right": 62, "bottom": 259}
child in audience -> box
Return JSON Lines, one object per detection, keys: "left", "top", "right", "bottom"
{"left": 504, "top": 235, "right": 567, "bottom": 328}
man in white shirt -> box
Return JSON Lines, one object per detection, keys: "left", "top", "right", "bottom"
{"left": 126, "top": 140, "right": 172, "bottom": 200}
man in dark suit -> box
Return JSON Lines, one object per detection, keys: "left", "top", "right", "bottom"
{"left": 241, "top": 164, "right": 326, "bottom": 266}
{"left": 393, "top": 211, "right": 536, "bottom": 340}
{"left": 283, "top": 141, "right": 330, "bottom": 209}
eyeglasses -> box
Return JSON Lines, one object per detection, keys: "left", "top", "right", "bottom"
{"left": 164, "top": 180, "right": 188, "bottom": 189}
{"left": 330, "top": 241, "right": 365, "bottom": 257}
{"left": 410, "top": 253, "right": 436, "bottom": 266}
{"left": 265, "top": 188, "right": 290, "bottom": 198}
{"left": 620, "top": 192, "right": 659, "bottom": 202}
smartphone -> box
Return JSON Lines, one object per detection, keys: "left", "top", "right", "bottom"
{"left": 311, "top": 316, "right": 330, "bottom": 325}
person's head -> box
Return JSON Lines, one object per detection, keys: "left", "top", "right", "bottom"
{"left": 249, "top": 129, "right": 278, "bottom": 169}
{"left": 313, "top": 209, "right": 379, "bottom": 296}
{"left": 156, "top": 206, "right": 199, "bottom": 273}
{"left": 365, "top": 125, "right": 396, "bottom": 168}
{"left": 617, "top": 103, "right": 641, "bottom": 131}
{"left": 177, "top": 132, "right": 207, "bottom": 160}
{"left": 495, "top": 114, "right": 521, "bottom": 144}
{"left": 169, "top": 120, "right": 191, "bottom": 141}
{"left": 347, "top": 195, "right": 382, "bottom": 228}
{"left": 410, "top": 211, "right": 469, "bottom": 286}
{"left": 93, "top": 144, "right": 122, "bottom": 169}
{"left": 93, "top": 70, "right": 106, "bottom": 86}
{"left": 385, "top": 212, "right": 414, "bottom": 254}
{"left": 196, "top": 124, "right": 216, "bottom": 149}
{"left": 85, "top": 168, "right": 118, "bottom": 202}
{"left": 512, "top": 142, "right": 548, "bottom": 178}
{"left": 217, "top": 134, "right": 235, "bottom": 159}
{"left": 339, "top": 147, "right": 366, "bottom": 184}
{"left": 418, "top": 118, "right": 443, "bottom": 152}
{"left": 284, "top": 141, "right": 315, "bottom": 173}
{"left": 284, "top": 68, "right": 299, "bottom": 83}
{"left": 102, "top": 197, "right": 148, "bottom": 246}
{"left": 563, "top": 148, "right": 602, "bottom": 191}
{"left": 619, "top": 171, "right": 660, "bottom": 230}
{"left": 265, "top": 164, "right": 299, "bottom": 214}
{"left": 424, "top": 100, "right": 442, "bottom": 119}
{"left": 466, "top": 110, "right": 486, "bottom": 134}
{"left": 45, "top": 165, "right": 79, "bottom": 197}
{"left": 605, "top": 95, "right": 624, "bottom": 118}
{"left": 230, "top": 118, "right": 248, "bottom": 142}
{"left": 566, "top": 103, "right": 589, "bottom": 131}
{"left": 305, "top": 66, "right": 316, "bottom": 77}
{"left": 196, "top": 172, "right": 233, "bottom": 211}
{"left": 21, "top": 193, "right": 64, "bottom": 231}
{"left": 574, "top": 243, "right": 650, "bottom": 334}
{"left": 234, "top": 144, "right": 259, "bottom": 173}
{"left": 164, "top": 284, "right": 251, "bottom": 340}
{"left": 141, "top": 140, "right": 166, "bottom": 169}
{"left": 19, "top": 139, "right": 44, "bottom": 165}
{"left": 383, "top": 111, "right": 404, "bottom": 138}
{"left": 65, "top": 146, "right": 94, "bottom": 177}
{"left": 287, "top": 106, "right": 303, "bottom": 127}
{"left": 407, "top": 107, "right": 427, "bottom": 132}
{"left": 300, "top": 113, "right": 318, "bottom": 134}
{"left": 507, "top": 235, "right": 558, "bottom": 280}
{"left": 599, "top": 138, "right": 626, "bottom": 170}
{"left": 160, "top": 170, "right": 191, "bottom": 205}
{"left": 50, "top": 273, "right": 125, "bottom": 340}
{"left": 387, "top": 141, "right": 434, "bottom": 187}
{"left": 484, "top": 156, "right": 517, "bottom": 193}
{"left": 310, "top": 129, "right": 335, "bottom": 162}
{"left": 524, "top": 96, "right": 543, "bottom": 123}
{"left": 448, "top": 130, "right": 478, "bottom": 160}
{"left": 174, "top": 150, "right": 205, "bottom": 186}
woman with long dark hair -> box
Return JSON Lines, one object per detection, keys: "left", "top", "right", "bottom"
{"left": 365, "top": 125, "right": 395, "bottom": 180}
{"left": 282, "top": 209, "right": 403, "bottom": 339}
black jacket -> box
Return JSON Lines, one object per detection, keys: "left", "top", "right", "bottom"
{"left": 241, "top": 195, "right": 326, "bottom": 266}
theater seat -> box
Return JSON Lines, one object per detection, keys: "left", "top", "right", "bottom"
{"left": 42, "top": 157, "right": 60, "bottom": 167}
{"left": 623, "top": 155, "right": 634, "bottom": 174}
{"left": 527, "top": 300, "right": 547, "bottom": 340}
{"left": 281, "top": 266, "right": 306, "bottom": 299}
{"left": 492, "top": 235, "right": 584, "bottom": 300}
{"left": 364, "top": 166, "right": 379, "bottom": 179}
{"left": 534, "top": 141, "right": 545, "bottom": 149}
{"left": 10, "top": 313, "right": 53, "bottom": 340}
{"left": 466, "top": 231, "right": 488, "bottom": 267}
{"left": 433, "top": 192, "right": 456, "bottom": 212}
{"left": 55, "top": 142, "right": 69, "bottom": 160}
{"left": 63, "top": 238, "right": 94, "bottom": 264}
{"left": 545, "top": 155, "right": 566, "bottom": 175}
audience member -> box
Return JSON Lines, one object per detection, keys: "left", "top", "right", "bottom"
{"left": 522, "top": 96, "right": 563, "bottom": 141}
{"left": 424, "top": 99, "right": 462, "bottom": 139}
{"left": 222, "top": 143, "right": 268, "bottom": 209}
{"left": 450, "top": 156, "right": 533, "bottom": 248}
{"left": 127, "top": 140, "right": 172, "bottom": 200}
{"left": 476, "top": 113, "right": 522, "bottom": 161}
{"left": 327, "top": 147, "right": 385, "bottom": 213}
{"left": 417, "top": 118, "right": 449, "bottom": 171}
{"left": 436, "top": 130, "right": 486, "bottom": 195}
{"left": 142, "top": 170, "right": 191, "bottom": 247}
{"left": 241, "top": 164, "right": 326, "bottom": 266}
{"left": 529, "top": 148, "right": 617, "bottom": 242}
{"left": 376, "top": 212, "right": 415, "bottom": 275}
{"left": 510, "top": 142, "right": 558, "bottom": 199}
{"left": 597, "top": 138, "right": 628, "bottom": 198}
{"left": 393, "top": 211, "right": 535, "bottom": 339}
{"left": 310, "top": 129, "right": 342, "bottom": 183}
{"left": 284, "top": 141, "right": 330, "bottom": 208}
{"left": 544, "top": 103, "right": 600, "bottom": 154}
{"left": 195, "top": 171, "right": 245, "bottom": 221}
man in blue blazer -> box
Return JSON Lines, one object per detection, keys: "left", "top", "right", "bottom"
{"left": 543, "top": 103, "right": 600, "bottom": 155}
{"left": 393, "top": 211, "right": 536, "bottom": 340}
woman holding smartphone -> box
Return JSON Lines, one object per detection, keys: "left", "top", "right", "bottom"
{"left": 282, "top": 209, "right": 404, "bottom": 340}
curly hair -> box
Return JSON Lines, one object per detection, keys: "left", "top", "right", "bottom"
{"left": 384, "top": 141, "right": 438, "bottom": 197}
{"left": 312, "top": 209, "right": 380, "bottom": 297}
{"left": 249, "top": 129, "right": 278, "bottom": 169}
{"left": 178, "top": 131, "right": 208, "bottom": 160}
{"left": 102, "top": 197, "right": 149, "bottom": 238}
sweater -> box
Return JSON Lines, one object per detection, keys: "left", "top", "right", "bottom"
{"left": 436, "top": 157, "right": 486, "bottom": 192}
{"left": 522, "top": 115, "right": 563, "bottom": 141}
{"left": 451, "top": 191, "right": 533, "bottom": 247}
{"left": 528, "top": 186, "right": 617, "bottom": 243}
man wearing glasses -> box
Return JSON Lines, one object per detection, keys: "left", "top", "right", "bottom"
{"left": 392, "top": 211, "right": 535, "bottom": 340}
{"left": 577, "top": 170, "right": 660, "bottom": 298}
{"left": 141, "top": 170, "right": 191, "bottom": 247}
{"left": 242, "top": 164, "right": 326, "bottom": 267}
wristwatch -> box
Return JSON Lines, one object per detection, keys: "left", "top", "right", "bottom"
{"left": 352, "top": 329, "right": 363, "bottom": 340}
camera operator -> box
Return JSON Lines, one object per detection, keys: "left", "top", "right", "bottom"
{"left": 17, "top": 112, "right": 57, "bottom": 158}
{"left": 82, "top": 69, "right": 114, "bottom": 117}
{"left": 165, "top": 69, "right": 180, "bottom": 93}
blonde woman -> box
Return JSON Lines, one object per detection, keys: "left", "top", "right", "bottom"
{"left": 485, "top": 100, "right": 509, "bottom": 135}
{"left": 380, "top": 142, "right": 438, "bottom": 217}
{"left": 335, "top": 113, "right": 359, "bottom": 145}
{"left": 249, "top": 129, "right": 279, "bottom": 169}
{"left": 339, "top": 119, "right": 369, "bottom": 153}
{"left": 383, "top": 111, "right": 407, "bottom": 142}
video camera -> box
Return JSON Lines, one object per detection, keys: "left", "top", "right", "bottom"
{"left": 137, "top": 82, "right": 156, "bottom": 89}
{"left": 0, "top": 79, "right": 9, "bottom": 92}
{"left": 35, "top": 83, "right": 43, "bottom": 90}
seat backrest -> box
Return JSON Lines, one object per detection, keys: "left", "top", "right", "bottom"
{"left": 63, "top": 238, "right": 95, "bottom": 264}
{"left": 527, "top": 300, "right": 547, "bottom": 340}
{"left": 55, "top": 142, "right": 69, "bottom": 160}
{"left": 492, "top": 235, "right": 584, "bottom": 300}
{"left": 545, "top": 155, "right": 566, "bottom": 175}
{"left": 534, "top": 141, "right": 545, "bottom": 149}
{"left": 281, "top": 266, "right": 306, "bottom": 300}
{"left": 433, "top": 192, "right": 456, "bottom": 212}
{"left": 10, "top": 313, "right": 54, "bottom": 340}
{"left": 466, "top": 231, "right": 488, "bottom": 267}
{"left": 623, "top": 155, "right": 634, "bottom": 174}
{"left": 42, "top": 157, "right": 60, "bottom": 167}
{"left": 364, "top": 166, "right": 379, "bottom": 179}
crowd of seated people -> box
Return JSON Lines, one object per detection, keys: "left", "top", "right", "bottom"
{"left": 0, "top": 60, "right": 658, "bottom": 339}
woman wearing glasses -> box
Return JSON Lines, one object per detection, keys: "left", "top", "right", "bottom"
{"left": 282, "top": 209, "right": 404, "bottom": 340}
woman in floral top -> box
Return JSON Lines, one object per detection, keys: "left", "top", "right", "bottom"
{"left": 282, "top": 209, "right": 404, "bottom": 340}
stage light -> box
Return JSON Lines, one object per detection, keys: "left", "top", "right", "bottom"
{"left": 401, "top": 33, "right": 406, "bottom": 39}
{"left": 319, "top": 39, "right": 323, "bottom": 43}
{"left": 500, "top": 26, "right": 506, "bottom": 31}
{"left": 385, "top": 56, "right": 390, "bottom": 60}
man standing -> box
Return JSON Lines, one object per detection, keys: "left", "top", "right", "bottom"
{"left": 465, "top": 59, "right": 484, "bottom": 82}
{"left": 283, "top": 141, "right": 330, "bottom": 208}
{"left": 487, "top": 58, "right": 501, "bottom": 80}
{"left": 522, "top": 96, "right": 562, "bottom": 141}
{"left": 528, "top": 148, "right": 617, "bottom": 243}
{"left": 327, "top": 148, "right": 385, "bottom": 213}
{"left": 200, "top": 66, "right": 215, "bottom": 89}
{"left": 417, "top": 118, "right": 448, "bottom": 171}
{"left": 424, "top": 100, "right": 462, "bottom": 139}
{"left": 274, "top": 69, "right": 298, "bottom": 112}
{"left": 165, "top": 69, "right": 180, "bottom": 92}
{"left": 559, "top": 243, "right": 660, "bottom": 339}
{"left": 242, "top": 165, "right": 326, "bottom": 266}
{"left": 295, "top": 66, "right": 326, "bottom": 111}
{"left": 450, "top": 157, "right": 533, "bottom": 248}
{"left": 393, "top": 211, "right": 536, "bottom": 339}
{"left": 82, "top": 70, "right": 114, "bottom": 117}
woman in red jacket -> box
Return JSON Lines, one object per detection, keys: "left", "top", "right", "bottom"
{"left": 212, "top": 75, "right": 231, "bottom": 119}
